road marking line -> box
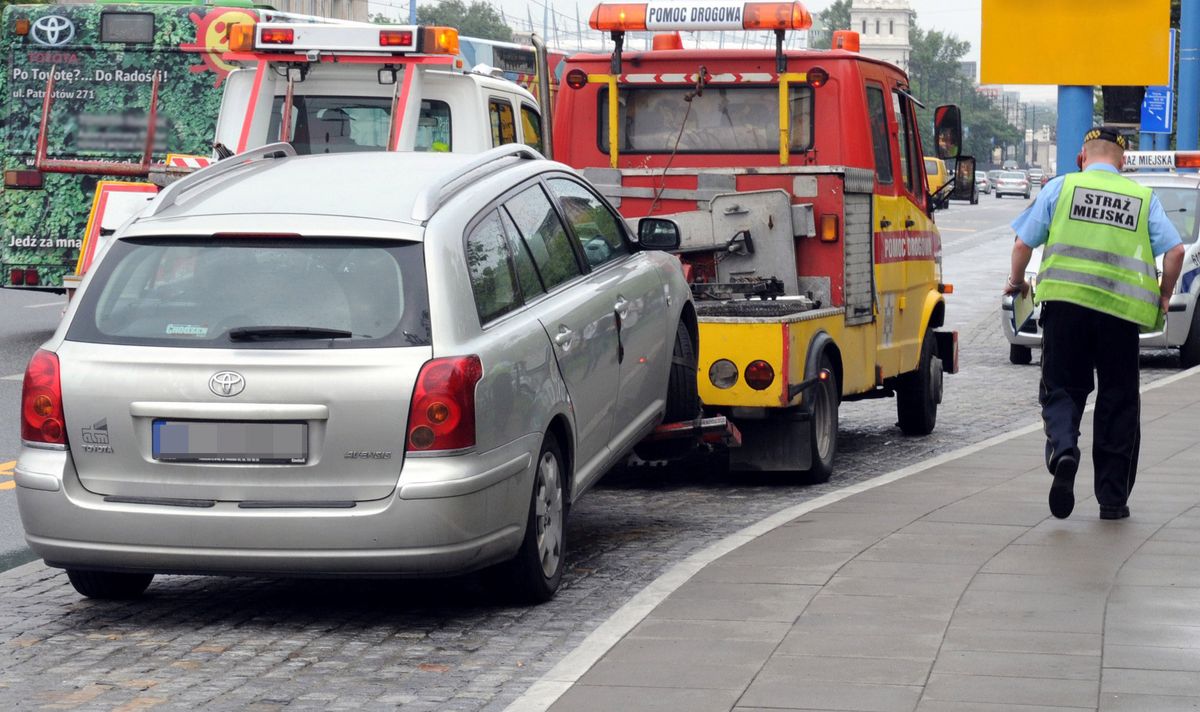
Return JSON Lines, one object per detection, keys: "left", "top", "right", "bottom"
{"left": 24, "top": 302, "right": 64, "bottom": 309}
{"left": 938, "top": 227, "right": 976, "bottom": 233}
{"left": 0, "top": 461, "right": 14, "bottom": 491}
{"left": 504, "top": 365, "right": 1200, "bottom": 712}
{"left": 1, "top": 374, "right": 23, "bottom": 381}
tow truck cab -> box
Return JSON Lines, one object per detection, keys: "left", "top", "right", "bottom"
{"left": 215, "top": 22, "right": 546, "bottom": 155}
{"left": 554, "top": 2, "right": 974, "bottom": 478}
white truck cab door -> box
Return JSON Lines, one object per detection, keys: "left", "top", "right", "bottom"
{"left": 213, "top": 66, "right": 279, "bottom": 155}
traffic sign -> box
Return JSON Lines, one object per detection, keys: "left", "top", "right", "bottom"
{"left": 1142, "top": 87, "right": 1174, "bottom": 134}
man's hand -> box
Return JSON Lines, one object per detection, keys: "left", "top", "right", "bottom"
{"left": 1003, "top": 276, "right": 1029, "bottom": 297}
{"left": 1161, "top": 294, "right": 1172, "bottom": 314}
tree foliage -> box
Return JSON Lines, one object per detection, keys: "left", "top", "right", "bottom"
{"left": 906, "top": 24, "right": 1020, "bottom": 167}
{"left": 809, "top": 0, "right": 851, "bottom": 50}
{"left": 415, "top": 0, "right": 513, "bottom": 42}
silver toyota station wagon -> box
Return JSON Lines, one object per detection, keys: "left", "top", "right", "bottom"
{"left": 17, "top": 144, "right": 697, "bottom": 603}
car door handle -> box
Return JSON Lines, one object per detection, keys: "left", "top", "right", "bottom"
{"left": 614, "top": 296, "right": 630, "bottom": 320}
{"left": 880, "top": 218, "right": 892, "bottom": 228}
{"left": 553, "top": 326, "right": 574, "bottom": 351}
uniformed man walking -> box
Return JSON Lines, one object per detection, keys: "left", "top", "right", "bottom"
{"left": 1004, "top": 126, "right": 1186, "bottom": 520}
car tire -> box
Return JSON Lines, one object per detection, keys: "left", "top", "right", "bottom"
{"left": 1024, "top": 191, "right": 1031, "bottom": 199}
{"left": 896, "top": 329, "right": 942, "bottom": 436}
{"left": 1009, "top": 343, "right": 1034, "bottom": 365}
{"left": 66, "top": 569, "right": 154, "bottom": 599}
{"left": 504, "top": 433, "right": 566, "bottom": 604}
{"left": 995, "top": 192, "right": 1001, "bottom": 199}
{"left": 634, "top": 320, "right": 700, "bottom": 461}
{"left": 800, "top": 354, "right": 838, "bottom": 484}
{"left": 1179, "top": 307, "right": 1200, "bottom": 369}
{"left": 970, "top": 191, "right": 979, "bottom": 205}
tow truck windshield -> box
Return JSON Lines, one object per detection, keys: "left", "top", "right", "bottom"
{"left": 598, "top": 85, "right": 813, "bottom": 153}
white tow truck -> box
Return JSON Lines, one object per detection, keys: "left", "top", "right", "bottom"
{"left": 59, "top": 19, "right": 550, "bottom": 291}
{"left": 214, "top": 20, "right": 548, "bottom": 156}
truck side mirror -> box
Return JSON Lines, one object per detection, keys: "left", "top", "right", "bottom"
{"left": 933, "top": 105, "right": 962, "bottom": 160}
{"left": 950, "top": 156, "right": 977, "bottom": 202}
{"left": 637, "top": 217, "right": 681, "bottom": 251}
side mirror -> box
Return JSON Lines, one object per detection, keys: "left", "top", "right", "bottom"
{"left": 933, "top": 105, "right": 963, "bottom": 160}
{"left": 950, "top": 156, "right": 976, "bottom": 202}
{"left": 637, "top": 217, "right": 681, "bottom": 251}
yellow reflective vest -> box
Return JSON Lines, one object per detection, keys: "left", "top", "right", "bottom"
{"left": 1036, "top": 170, "right": 1161, "bottom": 330}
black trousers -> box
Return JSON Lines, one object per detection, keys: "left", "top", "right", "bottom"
{"left": 1039, "top": 301, "right": 1141, "bottom": 508}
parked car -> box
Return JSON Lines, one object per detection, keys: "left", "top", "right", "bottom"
{"left": 924, "top": 156, "right": 951, "bottom": 208}
{"left": 16, "top": 144, "right": 697, "bottom": 602}
{"left": 994, "top": 170, "right": 1031, "bottom": 199}
{"left": 1002, "top": 171, "right": 1200, "bottom": 366}
{"left": 976, "top": 171, "right": 992, "bottom": 194}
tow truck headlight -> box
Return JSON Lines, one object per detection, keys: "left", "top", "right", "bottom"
{"left": 709, "top": 360, "right": 739, "bottom": 389}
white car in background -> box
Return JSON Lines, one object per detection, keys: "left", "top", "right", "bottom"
{"left": 1002, "top": 171, "right": 1200, "bottom": 366}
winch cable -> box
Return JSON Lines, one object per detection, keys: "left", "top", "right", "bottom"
{"left": 646, "top": 66, "right": 709, "bottom": 217}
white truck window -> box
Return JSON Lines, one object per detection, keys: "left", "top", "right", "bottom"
{"left": 489, "top": 99, "right": 517, "bottom": 146}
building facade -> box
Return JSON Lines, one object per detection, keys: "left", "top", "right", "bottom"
{"left": 849, "top": 0, "right": 914, "bottom": 72}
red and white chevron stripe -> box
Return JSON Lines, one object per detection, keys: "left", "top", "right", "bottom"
{"left": 165, "top": 154, "right": 212, "bottom": 169}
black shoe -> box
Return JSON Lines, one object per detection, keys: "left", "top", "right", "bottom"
{"left": 1100, "top": 505, "right": 1130, "bottom": 520}
{"left": 1049, "top": 455, "right": 1078, "bottom": 519}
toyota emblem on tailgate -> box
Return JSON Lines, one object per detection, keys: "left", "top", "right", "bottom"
{"left": 209, "top": 371, "right": 245, "bottom": 397}
{"left": 31, "top": 15, "right": 75, "bottom": 47}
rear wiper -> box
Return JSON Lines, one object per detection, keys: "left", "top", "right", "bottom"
{"left": 228, "top": 326, "right": 353, "bottom": 341}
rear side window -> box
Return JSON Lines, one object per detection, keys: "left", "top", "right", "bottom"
{"left": 415, "top": 100, "right": 452, "bottom": 152}
{"left": 546, "top": 178, "right": 629, "bottom": 268}
{"left": 67, "top": 238, "right": 431, "bottom": 349}
{"left": 599, "top": 86, "right": 813, "bottom": 153}
{"left": 466, "top": 211, "right": 520, "bottom": 323}
{"left": 504, "top": 185, "right": 582, "bottom": 290}
{"left": 866, "top": 85, "right": 892, "bottom": 184}
{"left": 521, "top": 105, "right": 543, "bottom": 152}
{"left": 924, "top": 158, "right": 939, "bottom": 176}
{"left": 489, "top": 99, "right": 517, "bottom": 146}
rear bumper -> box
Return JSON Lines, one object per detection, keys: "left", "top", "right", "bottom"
{"left": 15, "top": 436, "right": 538, "bottom": 577}
{"left": 1000, "top": 295, "right": 1197, "bottom": 350}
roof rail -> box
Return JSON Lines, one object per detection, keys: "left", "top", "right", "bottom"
{"left": 147, "top": 143, "right": 297, "bottom": 218}
{"left": 411, "top": 144, "right": 544, "bottom": 222}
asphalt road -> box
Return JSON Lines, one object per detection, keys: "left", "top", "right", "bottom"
{"left": 0, "top": 285, "right": 65, "bottom": 570}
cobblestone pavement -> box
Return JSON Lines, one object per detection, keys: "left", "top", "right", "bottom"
{"left": 0, "top": 203, "right": 1183, "bottom": 710}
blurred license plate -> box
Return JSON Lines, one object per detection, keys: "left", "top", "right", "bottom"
{"left": 152, "top": 420, "right": 307, "bottom": 464}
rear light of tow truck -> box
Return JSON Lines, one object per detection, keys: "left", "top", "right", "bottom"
{"left": 744, "top": 360, "right": 775, "bottom": 390}
{"left": 406, "top": 356, "right": 483, "bottom": 452}
{"left": 9, "top": 268, "right": 39, "bottom": 286}
{"left": 21, "top": 349, "right": 65, "bottom": 445}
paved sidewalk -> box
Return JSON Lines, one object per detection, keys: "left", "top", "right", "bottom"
{"left": 525, "top": 369, "right": 1200, "bottom": 712}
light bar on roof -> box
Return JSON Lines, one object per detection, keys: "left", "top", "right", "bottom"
{"left": 589, "top": 1, "right": 812, "bottom": 32}
{"left": 254, "top": 22, "right": 421, "bottom": 53}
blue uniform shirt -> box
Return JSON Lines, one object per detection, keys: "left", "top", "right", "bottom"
{"left": 1011, "top": 163, "right": 1183, "bottom": 256}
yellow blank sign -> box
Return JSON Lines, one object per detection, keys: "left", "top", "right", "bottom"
{"left": 982, "top": 0, "right": 1169, "bottom": 86}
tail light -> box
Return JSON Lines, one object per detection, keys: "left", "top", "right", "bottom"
{"left": 807, "top": 66, "right": 829, "bottom": 88}
{"left": 406, "top": 356, "right": 483, "bottom": 452}
{"left": 709, "top": 359, "right": 738, "bottom": 389}
{"left": 819, "top": 213, "right": 839, "bottom": 242}
{"left": 21, "top": 349, "right": 66, "bottom": 446}
{"left": 23, "top": 268, "right": 39, "bottom": 286}
{"left": 744, "top": 360, "right": 775, "bottom": 390}
{"left": 10, "top": 268, "right": 25, "bottom": 286}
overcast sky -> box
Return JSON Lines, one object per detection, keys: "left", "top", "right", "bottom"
{"left": 371, "top": 0, "right": 1057, "bottom": 102}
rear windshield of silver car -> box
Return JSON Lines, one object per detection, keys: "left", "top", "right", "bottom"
{"left": 66, "top": 238, "right": 431, "bottom": 349}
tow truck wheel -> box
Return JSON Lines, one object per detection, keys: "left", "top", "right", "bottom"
{"left": 801, "top": 354, "right": 839, "bottom": 484}
{"left": 635, "top": 320, "right": 700, "bottom": 461}
{"left": 896, "top": 330, "right": 942, "bottom": 436}
{"left": 66, "top": 570, "right": 154, "bottom": 599}
{"left": 1009, "top": 344, "right": 1033, "bottom": 365}
{"left": 1179, "top": 307, "right": 1200, "bottom": 369}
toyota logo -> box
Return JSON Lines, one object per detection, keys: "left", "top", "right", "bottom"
{"left": 30, "top": 15, "right": 75, "bottom": 47}
{"left": 209, "top": 371, "right": 245, "bottom": 397}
